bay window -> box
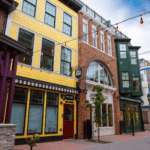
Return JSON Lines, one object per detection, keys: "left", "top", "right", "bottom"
{"left": 119, "top": 44, "right": 127, "bottom": 59}
{"left": 122, "top": 72, "right": 130, "bottom": 88}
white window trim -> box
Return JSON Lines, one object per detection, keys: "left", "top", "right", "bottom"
{"left": 108, "top": 36, "right": 112, "bottom": 56}
{"left": 100, "top": 33, "right": 105, "bottom": 52}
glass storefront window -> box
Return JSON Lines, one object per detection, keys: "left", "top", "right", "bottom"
{"left": 126, "top": 111, "right": 131, "bottom": 126}
{"left": 125, "top": 104, "right": 130, "bottom": 110}
{"left": 135, "top": 112, "right": 139, "bottom": 125}
{"left": 108, "top": 104, "right": 113, "bottom": 126}
{"left": 10, "top": 87, "right": 28, "bottom": 135}
{"left": 102, "top": 104, "right": 107, "bottom": 127}
{"left": 45, "top": 93, "right": 58, "bottom": 133}
{"left": 28, "top": 90, "right": 44, "bottom": 134}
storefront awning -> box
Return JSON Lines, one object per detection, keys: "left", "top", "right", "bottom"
{"left": 120, "top": 97, "right": 142, "bottom": 103}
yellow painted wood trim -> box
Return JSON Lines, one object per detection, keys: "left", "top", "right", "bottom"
{"left": 24, "top": 89, "right": 31, "bottom": 136}
{"left": 42, "top": 91, "right": 47, "bottom": 135}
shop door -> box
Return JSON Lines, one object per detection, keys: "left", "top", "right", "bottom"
{"left": 63, "top": 104, "right": 74, "bottom": 139}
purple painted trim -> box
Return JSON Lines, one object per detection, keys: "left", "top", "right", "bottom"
{"left": 5, "top": 55, "right": 18, "bottom": 123}
{"left": 0, "top": 52, "right": 10, "bottom": 123}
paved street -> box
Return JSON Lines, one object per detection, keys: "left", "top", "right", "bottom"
{"left": 14, "top": 131, "right": 150, "bottom": 150}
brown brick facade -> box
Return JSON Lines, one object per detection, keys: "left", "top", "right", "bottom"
{"left": 0, "top": 9, "right": 7, "bottom": 33}
{"left": 78, "top": 12, "right": 120, "bottom": 139}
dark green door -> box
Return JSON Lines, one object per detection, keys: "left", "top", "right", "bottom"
{"left": 125, "top": 103, "right": 142, "bottom": 133}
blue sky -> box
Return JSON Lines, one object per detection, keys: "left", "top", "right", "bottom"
{"left": 81, "top": 0, "right": 150, "bottom": 60}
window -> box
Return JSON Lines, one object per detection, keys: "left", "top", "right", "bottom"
{"left": 86, "top": 62, "right": 112, "bottom": 86}
{"left": 45, "top": 93, "right": 58, "bottom": 133}
{"left": 44, "top": 2, "right": 56, "bottom": 27}
{"left": 10, "top": 87, "right": 28, "bottom": 135}
{"left": 108, "top": 38, "right": 111, "bottom": 55}
{"left": 40, "top": 38, "right": 54, "bottom": 71}
{"left": 130, "top": 51, "right": 137, "bottom": 65}
{"left": 28, "top": 90, "right": 44, "bottom": 134}
{"left": 133, "top": 77, "right": 140, "bottom": 92}
{"left": 102, "top": 104, "right": 107, "bottom": 127}
{"left": 108, "top": 104, "right": 113, "bottom": 126}
{"left": 22, "top": 0, "right": 37, "bottom": 17}
{"left": 83, "top": 23, "right": 87, "bottom": 42}
{"left": 119, "top": 44, "right": 127, "bottom": 59}
{"left": 100, "top": 34, "right": 104, "bottom": 51}
{"left": 122, "top": 72, "right": 129, "bottom": 88}
{"left": 141, "top": 74, "right": 144, "bottom": 81}
{"left": 63, "top": 13, "right": 72, "bottom": 36}
{"left": 60, "top": 47, "right": 71, "bottom": 76}
{"left": 92, "top": 29, "right": 96, "bottom": 47}
{"left": 18, "top": 28, "right": 34, "bottom": 65}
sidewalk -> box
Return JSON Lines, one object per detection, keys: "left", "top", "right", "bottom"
{"left": 14, "top": 131, "right": 150, "bottom": 150}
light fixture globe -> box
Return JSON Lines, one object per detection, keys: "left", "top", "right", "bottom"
{"left": 140, "top": 17, "right": 144, "bottom": 24}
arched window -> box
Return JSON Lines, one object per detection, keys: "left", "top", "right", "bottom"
{"left": 86, "top": 62, "right": 112, "bottom": 86}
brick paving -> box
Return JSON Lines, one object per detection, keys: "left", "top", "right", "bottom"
{"left": 14, "top": 131, "right": 150, "bottom": 150}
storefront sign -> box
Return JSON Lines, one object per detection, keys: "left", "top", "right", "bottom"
{"left": 75, "top": 69, "right": 82, "bottom": 78}
{"left": 65, "top": 95, "right": 74, "bottom": 100}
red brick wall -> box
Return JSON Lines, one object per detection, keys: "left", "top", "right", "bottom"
{"left": 142, "top": 110, "right": 148, "bottom": 124}
{"left": 78, "top": 12, "right": 120, "bottom": 138}
{"left": 0, "top": 9, "right": 7, "bottom": 33}
{"left": 97, "top": 25, "right": 101, "bottom": 50}
{"left": 104, "top": 30, "right": 108, "bottom": 54}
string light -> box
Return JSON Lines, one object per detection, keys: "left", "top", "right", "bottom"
{"left": 41, "top": 52, "right": 43, "bottom": 56}
{"left": 96, "top": 31, "right": 98, "bottom": 38}
{"left": 140, "top": 16, "right": 144, "bottom": 24}
{"left": 79, "top": 39, "right": 82, "bottom": 44}
{"left": 116, "top": 25, "right": 119, "bottom": 33}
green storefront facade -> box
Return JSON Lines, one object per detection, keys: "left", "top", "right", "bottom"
{"left": 115, "top": 37, "right": 144, "bottom": 133}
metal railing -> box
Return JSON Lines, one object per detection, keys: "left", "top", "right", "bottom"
{"left": 76, "top": 0, "right": 129, "bottom": 39}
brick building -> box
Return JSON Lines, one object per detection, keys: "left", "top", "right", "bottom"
{"left": 76, "top": 0, "right": 121, "bottom": 138}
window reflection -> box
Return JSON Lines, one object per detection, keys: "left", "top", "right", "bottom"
{"left": 86, "top": 62, "right": 112, "bottom": 86}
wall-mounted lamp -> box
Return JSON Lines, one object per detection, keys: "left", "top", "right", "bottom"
{"left": 83, "top": 89, "right": 88, "bottom": 94}
{"left": 61, "top": 94, "right": 66, "bottom": 100}
{"left": 75, "top": 96, "right": 80, "bottom": 102}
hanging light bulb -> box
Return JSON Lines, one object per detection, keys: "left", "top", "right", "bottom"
{"left": 79, "top": 39, "right": 82, "bottom": 44}
{"left": 52, "top": 49, "right": 54, "bottom": 53}
{"left": 23, "top": 57, "right": 25, "bottom": 62}
{"left": 96, "top": 32, "right": 98, "bottom": 38}
{"left": 140, "top": 16, "right": 144, "bottom": 24}
{"left": 116, "top": 26, "right": 119, "bottom": 33}
{"left": 41, "top": 52, "right": 43, "bottom": 56}
{"left": 108, "top": 62, "right": 109, "bottom": 66}
{"left": 97, "top": 65, "right": 98, "bottom": 69}
{"left": 135, "top": 58, "right": 137, "bottom": 61}
{"left": 65, "top": 42, "right": 67, "bottom": 49}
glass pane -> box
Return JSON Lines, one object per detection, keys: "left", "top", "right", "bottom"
{"left": 135, "top": 105, "right": 139, "bottom": 111}
{"left": 100, "top": 34, "right": 104, "bottom": 43}
{"left": 122, "top": 72, "right": 129, "bottom": 80}
{"left": 120, "top": 52, "right": 127, "bottom": 58}
{"left": 45, "top": 107, "right": 58, "bottom": 133}
{"left": 83, "top": 23, "right": 87, "bottom": 33}
{"left": 83, "top": 33, "right": 87, "bottom": 42}
{"left": 47, "top": 93, "right": 58, "bottom": 106}
{"left": 23, "top": 1, "right": 35, "bottom": 16}
{"left": 131, "top": 111, "right": 135, "bottom": 126}
{"left": 133, "top": 77, "right": 140, "bottom": 92}
{"left": 126, "top": 111, "right": 131, "bottom": 126}
{"left": 28, "top": 105, "right": 43, "bottom": 134}
{"left": 135, "top": 111, "right": 139, "bottom": 125}
{"left": 130, "top": 51, "right": 136, "bottom": 58}
{"left": 119, "top": 44, "right": 126, "bottom": 51}
{"left": 65, "top": 106, "right": 73, "bottom": 121}
{"left": 26, "top": 0, "right": 36, "bottom": 5}
{"left": 122, "top": 81, "right": 129, "bottom": 88}
{"left": 63, "top": 24, "right": 71, "bottom": 36}
{"left": 64, "top": 13, "right": 72, "bottom": 26}
{"left": 45, "top": 13, "right": 55, "bottom": 27}
{"left": 13, "top": 88, "right": 28, "bottom": 103}
{"left": 108, "top": 104, "right": 113, "bottom": 126}
{"left": 92, "top": 38, "right": 96, "bottom": 47}
{"left": 42, "top": 39, "right": 54, "bottom": 56}
{"left": 125, "top": 104, "right": 130, "bottom": 110}
{"left": 92, "top": 29, "right": 96, "bottom": 38}
{"left": 60, "top": 61, "right": 71, "bottom": 76}
{"left": 131, "top": 58, "right": 137, "bottom": 65}
{"left": 30, "top": 90, "right": 44, "bottom": 104}
{"left": 10, "top": 104, "right": 26, "bottom": 134}
{"left": 41, "top": 55, "right": 53, "bottom": 70}
{"left": 102, "top": 104, "right": 107, "bottom": 127}
{"left": 130, "top": 104, "right": 134, "bottom": 111}
{"left": 46, "top": 2, "right": 56, "bottom": 17}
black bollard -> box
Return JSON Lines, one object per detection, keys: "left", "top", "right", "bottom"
{"left": 131, "top": 118, "right": 134, "bottom": 136}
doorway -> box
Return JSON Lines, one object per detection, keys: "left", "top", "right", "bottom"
{"left": 63, "top": 104, "right": 74, "bottom": 139}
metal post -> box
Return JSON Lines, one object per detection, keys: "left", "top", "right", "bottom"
{"left": 131, "top": 118, "right": 134, "bottom": 136}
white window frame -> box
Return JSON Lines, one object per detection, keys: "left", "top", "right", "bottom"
{"left": 100, "top": 33, "right": 105, "bottom": 52}
{"left": 92, "top": 28, "right": 97, "bottom": 48}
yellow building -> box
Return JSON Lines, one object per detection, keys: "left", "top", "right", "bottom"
{"left": 4, "top": 0, "right": 82, "bottom": 144}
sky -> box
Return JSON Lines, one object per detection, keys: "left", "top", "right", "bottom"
{"left": 81, "top": 0, "right": 150, "bottom": 60}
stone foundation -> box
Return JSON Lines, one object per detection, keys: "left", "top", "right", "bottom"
{"left": 0, "top": 124, "right": 16, "bottom": 150}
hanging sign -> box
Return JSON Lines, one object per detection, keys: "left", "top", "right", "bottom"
{"left": 75, "top": 69, "right": 82, "bottom": 78}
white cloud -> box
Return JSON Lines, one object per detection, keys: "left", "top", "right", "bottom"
{"left": 81, "top": 0, "right": 150, "bottom": 60}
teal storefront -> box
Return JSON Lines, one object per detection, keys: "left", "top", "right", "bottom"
{"left": 120, "top": 97, "right": 143, "bottom": 133}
